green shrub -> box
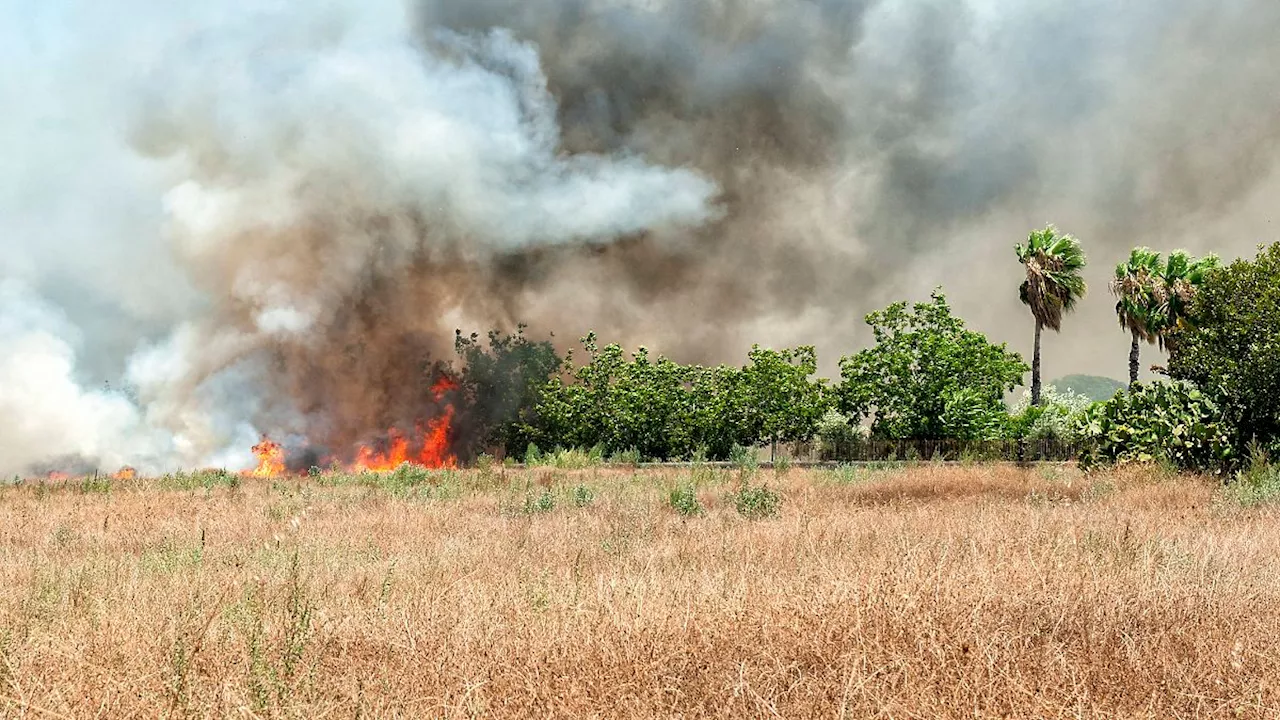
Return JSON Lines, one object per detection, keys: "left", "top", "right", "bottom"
{"left": 730, "top": 444, "right": 758, "bottom": 472}
{"left": 1076, "top": 381, "right": 1236, "bottom": 474}
{"left": 570, "top": 484, "right": 595, "bottom": 508}
{"left": 608, "top": 447, "right": 641, "bottom": 466}
{"left": 816, "top": 409, "right": 861, "bottom": 460}
{"left": 732, "top": 482, "right": 781, "bottom": 519}
{"left": 1169, "top": 243, "right": 1280, "bottom": 453}
{"left": 1224, "top": 443, "right": 1280, "bottom": 507}
{"left": 667, "top": 484, "right": 704, "bottom": 517}
{"left": 522, "top": 489, "right": 557, "bottom": 514}
{"left": 773, "top": 455, "right": 792, "bottom": 476}
{"left": 1008, "top": 385, "right": 1094, "bottom": 443}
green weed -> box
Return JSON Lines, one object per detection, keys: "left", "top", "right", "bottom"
{"left": 1224, "top": 443, "right": 1280, "bottom": 507}
{"left": 731, "top": 481, "right": 781, "bottom": 519}
{"left": 667, "top": 484, "right": 704, "bottom": 517}
{"left": 570, "top": 484, "right": 596, "bottom": 508}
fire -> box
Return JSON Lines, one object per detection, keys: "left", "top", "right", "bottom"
{"left": 351, "top": 410, "right": 457, "bottom": 471}
{"left": 114, "top": 466, "right": 138, "bottom": 480}
{"left": 351, "top": 375, "right": 458, "bottom": 472}
{"left": 245, "top": 375, "right": 459, "bottom": 476}
{"left": 248, "top": 436, "right": 286, "bottom": 477}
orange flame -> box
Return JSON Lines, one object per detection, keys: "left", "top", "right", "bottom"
{"left": 113, "top": 466, "right": 138, "bottom": 480}
{"left": 351, "top": 376, "right": 457, "bottom": 472}
{"left": 246, "top": 376, "right": 458, "bottom": 476}
{"left": 247, "top": 436, "right": 286, "bottom": 477}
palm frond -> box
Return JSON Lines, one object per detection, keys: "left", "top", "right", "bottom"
{"left": 1016, "top": 225, "right": 1088, "bottom": 331}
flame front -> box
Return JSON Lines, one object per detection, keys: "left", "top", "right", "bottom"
{"left": 352, "top": 376, "right": 457, "bottom": 471}
{"left": 244, "top": 376, "right": 458, "bottom": 476}
{"left": 249, "top": 436, "right": 286, "bottom": 477}
{"left": 114, "top": 466, "right": 138, "bottom": 480}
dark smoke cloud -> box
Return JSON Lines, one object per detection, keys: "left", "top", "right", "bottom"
{"left": 412, "top": 0, "right": 1280, "bottom": 370}
{"left": 1, "top": 0, "right": 1277, "bottom": 474}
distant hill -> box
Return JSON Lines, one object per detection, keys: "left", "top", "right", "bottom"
{"left": 1050, "top": 375, "right": 1126, "bottom": 402}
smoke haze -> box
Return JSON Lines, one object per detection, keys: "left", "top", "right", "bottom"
{"left": 1, "top": 0, "right": 1277, "bottom": 474}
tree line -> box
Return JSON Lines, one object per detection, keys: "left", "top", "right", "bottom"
{"left": 449, "top": 234, "right": 1279, "bottom": 475}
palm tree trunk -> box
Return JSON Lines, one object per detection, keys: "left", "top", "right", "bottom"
{"left": 1031, "top": 321, "right": 1043, "bottom": 406}
{"left": 1129, "top": 330, "right": 1141, "bottom": 388}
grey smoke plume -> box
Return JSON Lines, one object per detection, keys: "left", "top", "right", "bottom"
{"left": 1, "top": 0, "right": 1277, "bottom": 475}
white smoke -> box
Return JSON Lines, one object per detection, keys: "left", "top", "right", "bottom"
{"left": 0, "top": 283, "right": 172, "bottom": 475}
{"left": 0, "top": 0, "right": 719, "bottom": 477}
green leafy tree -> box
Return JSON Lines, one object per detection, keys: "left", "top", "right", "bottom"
{"left": 1110, "top": 247, "right": 1163, "bottom": 388}
{"left": 740, "top": 346, "right": 830, "bottom": 460}
{"left": 454, "top": 326, "right": 561, "bottom": 459}
{"left": 534, "top": 335, "right": 697, "bottom": 460}
{"left": 836, "top": 290, "right": 1028, "bottom": 439}
{"left": 686, "top": 365, "right": 753, "bottom": 460}
{"left": 1168, "top": 243, "right": 1280, "bottom": 452}
{"left": 1016, "top": 225, "right": 1088, "bottom": 405}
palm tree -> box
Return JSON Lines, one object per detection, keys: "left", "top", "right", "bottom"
{"left": 1151, "top": 250, "right": 1220, "bottom": 351}
{"left": 1016, "top": 225, "right": 1088, "bottom": 406}
{"left": 1110, "top": 247, "right": 1163, "bottom": 388}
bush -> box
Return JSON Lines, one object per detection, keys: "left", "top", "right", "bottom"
{"left": 732, "top": 482, "right": 781, "bottom": 519}
{"left": 816, "top": 409, "right": 861, "bottom": 460}
{"left": 667, "top": 484, "right": 704, "bottom": 517}
{"left": 570, "top": 484, "right": 596, "bottom": 508}
{"left": 1225, "top": 444, "right": 1280, "bottom": 507}
{"left": 522, "top": 489, "right": 557, "bottom": 514}
{"left": 836, "top": 290, "right": 1027, "bottom": 439}
{"left": 729, "top": 444, "right": 758, "bottom": 473}
{"left": 1076, "top": 381, "right": 1236, "bottom": 474}
{"left": 1008, "top": 385, "right": 1094, "bottom": 443}
{"left": 607, "top": 447, "right": 641, "bottom": 465}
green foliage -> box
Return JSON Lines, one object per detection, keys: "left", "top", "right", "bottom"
{"left": 522, "top": 489, "right": 557, "bottom": 514}
{"left": 816, "top": 409, "right": 861, "bottom": 460}
{"left": 836, "top": 290, "right": 1027, "bottom": 439}
{"left": 1016, "top": 225, "right": 1088, "bottom": 332}
{"left": 729, "top": 444, "right": 759, "bottom": 472}
{"left": 731, "top": 481, "right": 781, "bottom": 519}
{"left": 534, "top": 335, "right": 698, "bottom": 460}
{"left": 740, "top": 345, "right": 830, "bottom": 450}
{"left": 1153, "top": 250, "right": 1221, "bottom": 344}
{"left": 1016, "top": 225, "right": 1088, "bottom": 407}
{"left": 1224, "top": 443, "right": 1280, "bottom": 507}
{"left": 667, "top": 484, "right": 704, "bottom": 517}
{"left": 607, "top": 447, "right": 641, "bottom": 465}
{"left": 1110, "top": 247, "right": 1165, "bottom": 343}
{"left": 570, "top": 484, "right": 596, "bottom": 508}
{"left": 533, "top": 334, "right": 828, "bottom": 460}
{"left": 1050, "top": 375, "right": 1125, "bottom": 402}
{"left": 1076, "top": 381, "right": 1236, "bottom": 474}
{"left": 1008, "top": 385, "right": 1094, "bottom": 443}
{"left": 455, "top": 326, "right": 562, "bottom": 459}
{"left": 1169, "top": 243, "right": 1280, "bottom": 452}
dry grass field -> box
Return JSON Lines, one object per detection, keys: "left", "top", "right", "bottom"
{"left": 1, "top": 463, "right": 1278, "bottom": 719}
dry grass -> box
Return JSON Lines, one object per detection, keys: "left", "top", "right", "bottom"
{"left": 1, "top": 464, "right": 1278, "bottom": 718}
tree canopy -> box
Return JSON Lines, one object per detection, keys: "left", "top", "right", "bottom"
{"left": 1168, "top": 243, "right": 1280, "bottom": 452}
{"left": 835, "top": 291, "right": 1028, "bottom": 440}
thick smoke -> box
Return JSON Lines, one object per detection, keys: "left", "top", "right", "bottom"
{"left": 1, "top": 0, "right": 1278, "bottom": 475}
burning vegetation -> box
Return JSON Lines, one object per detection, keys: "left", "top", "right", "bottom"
{"left": 246, "top": 375, "right": 460, "bottom": 477}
